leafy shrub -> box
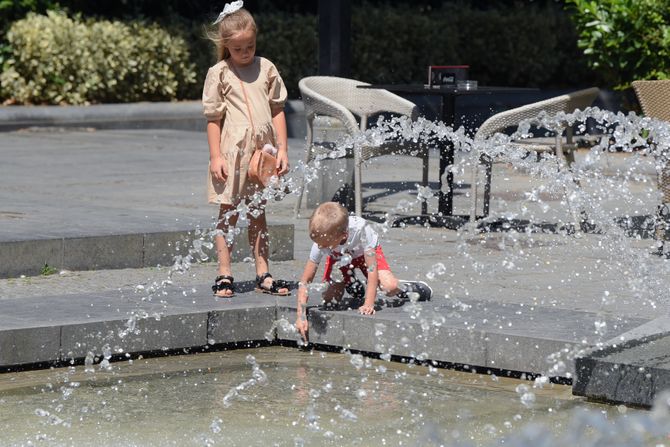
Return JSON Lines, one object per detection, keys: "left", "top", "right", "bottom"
{"left": 352, "top": 2, "right": 595, "bottom": 89}
{"left": 566, "top": 0, "right": 670, "bottom": 89}
{"left": 256, "top": 12, "right": 318, "bottom": 99}
{"left": 1, "top": 11, "right": 196, "bottom": 104}
{"left": 0, "top": 3, "right": 602, "bottom": 103}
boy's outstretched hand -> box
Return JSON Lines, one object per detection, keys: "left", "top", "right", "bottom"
{"left": 358, "top": 303, "right": 376, "bottom": 315}
{"left": 296, "top": 318, "right": 309, "bottom": 341}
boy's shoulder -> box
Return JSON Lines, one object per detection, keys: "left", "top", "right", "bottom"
{"left": 348, "top": 215, "right": 366, "bottom": 226}
{"left": 348, "top": 215, "right": 374, "bottom": 233}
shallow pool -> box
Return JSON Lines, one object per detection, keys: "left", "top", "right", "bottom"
{"left": 0, "top": 347, "right": 655, "bottom": 446}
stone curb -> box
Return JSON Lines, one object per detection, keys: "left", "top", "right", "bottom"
{"left": 302, "top": 299, "right": 647, "bottom": 379}
{"left": 0, "top": 288, "right": 298, "bottom": 369}
{"left": 0, "top": 288, "right": 649, "bottom": 387}
{"left": 573, "top": 316, "right": 670, "bottom": 407}
{"left": 0, "top": 100, "right": 306, "bottom": 138}
{"left": 0, "top": 224, "right": 294, "bottom": 279}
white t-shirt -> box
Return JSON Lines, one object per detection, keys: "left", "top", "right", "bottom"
{"left": 309, "top": 216, "right": 379, "bottom": 265}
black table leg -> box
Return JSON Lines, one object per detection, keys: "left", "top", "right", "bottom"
{"left": 438, "top": 140, "right": 454, "bottom": 216}
{"left": 438, "top": 95, "right": 456, "bottom": 216}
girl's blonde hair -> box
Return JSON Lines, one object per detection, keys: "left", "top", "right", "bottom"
{"left": 309, "top": 202, "right": 349, "bottom": 241}
{"left": 207, "top": 8, "right": 257, "bottom": 61}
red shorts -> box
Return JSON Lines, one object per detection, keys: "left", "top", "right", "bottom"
{"left": 322, "top": 245, "right": 390, "bottom": 284}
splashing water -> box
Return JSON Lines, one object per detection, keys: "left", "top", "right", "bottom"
{"left": 55, "top": 104, "right": 670, "bottom": 445}
{"left": 222, "top": 354, "right": 268, "bottom": 408}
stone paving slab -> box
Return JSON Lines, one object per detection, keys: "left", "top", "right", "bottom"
{"left": 573, "top": 334, "right": 670, "bottom": 407}
{"left": 0, "top": 129, "right": 301, "bottom": 278}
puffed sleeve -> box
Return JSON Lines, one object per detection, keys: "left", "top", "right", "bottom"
{"left": 202, "top": 65, "right": 227, "bottom": 121}
{"left": 267, "top": 62, "right": 287, "bottom": 112}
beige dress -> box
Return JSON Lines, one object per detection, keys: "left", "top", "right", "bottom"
{"left": 202, "top": 56, "right": 287, "bottom": 205}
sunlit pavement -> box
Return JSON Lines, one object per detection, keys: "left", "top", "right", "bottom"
{"left": 1, "top": 128, "right": 669, "bottom": 406}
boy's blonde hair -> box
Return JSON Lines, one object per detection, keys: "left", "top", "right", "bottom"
{"left": 309, "top": 202, "right": 348, "bottom": 241}
{"left": 207, "top": 8, "right": 257, "bottom": 61}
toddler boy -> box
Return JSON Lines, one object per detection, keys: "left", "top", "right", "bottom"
{"left": 295, "top": 202, "right": 432, "bottom": 339}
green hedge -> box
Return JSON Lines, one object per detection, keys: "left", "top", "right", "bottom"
{"left": 262, "top": 2, "right": 595, "bottom": 99}
{"left": 352, "top": 2, "right": 594, "bottom": 88}
{"left": 188, "top": 3, "right": 598, "bottom": 101}
{"left": 567, "top": 0, "right": 670, "bottom": 90}
{"left": 0, "top": 3, "right": 601, "bottom": 104}
{"left": 0, "top": 11, "right": 196, "bottom": 104}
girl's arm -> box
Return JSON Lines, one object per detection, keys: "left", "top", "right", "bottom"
{"left": 296, "top": 259, "right": 318, "bottom": 340}
{"left": 207, "top": 121, "right": 226, "bottom": 181}
{"left": 358, "top": 248, "right": 379, "bottom": 315}
{"left": 272, "top": 109, "right": 289, "bottom": 175}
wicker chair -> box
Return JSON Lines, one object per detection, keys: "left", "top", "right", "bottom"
{"left": 470, "top": 87, "right": 600, "bottom": 221}
{"left": 294, "top": 76, "right": 429, "bottom": 217}
{"left": 632, "top": 80, "right": 670, "bottom": 253}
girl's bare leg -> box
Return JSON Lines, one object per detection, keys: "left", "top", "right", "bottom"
{"left": 248, "top": 206, "right": 289, "bottom": 294}
{"left": 214, "top": 204, "right": 239, "bottom": 297}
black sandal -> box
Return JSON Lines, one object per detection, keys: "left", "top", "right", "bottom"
{"left": 212, "top": 275, "right": 235, "bottom": 297}
{"left": 255, "top": 272, "right": 290, "bottom": 296}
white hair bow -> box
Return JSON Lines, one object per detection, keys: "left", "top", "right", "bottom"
{"left": 213, "top": 1, "right": 244, "bottom": 24}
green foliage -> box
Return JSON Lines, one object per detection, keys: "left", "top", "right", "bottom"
{"left": 352, "top": 2, "right": 593, "bottom": 89}
{"left": 0, "top": 3, "right": 599, "bottom": 102}
{"left": 40, "top": 263, "right": 57, "bottom": 276}
{"left": 0, "top": 0, "right": 58, "bottom": 69}
{"left": 566, "top": 0, "right": 670, "bottom": 89}
{"left": 194, "top": 2, "right": 591, "bottom": 99}
{"left": 0, "top": 11, "right": 196, "bottom": 104}
{"left": 255, "top": 12, "right": 318, "bottom": 98}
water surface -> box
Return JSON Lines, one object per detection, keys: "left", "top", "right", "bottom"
{"left": 0, "top": 347, "right": 641, "bottom": 446}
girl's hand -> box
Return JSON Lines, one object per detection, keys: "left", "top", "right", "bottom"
{"left": 276, "top": 148, "right": 289, "bottom": 176}
{"left": 358, "top": 303, "right": 376, "bottom": 315}
{"left": 210, "top": 157, "right": 227, "bottom": 182}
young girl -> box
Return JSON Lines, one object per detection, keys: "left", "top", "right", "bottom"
{"left": 203, "top": 1, "right": 290, "bottom": 297}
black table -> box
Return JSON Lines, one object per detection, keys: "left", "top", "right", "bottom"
{"left": 359, "top": 84, "right": 539, "bottom": 228}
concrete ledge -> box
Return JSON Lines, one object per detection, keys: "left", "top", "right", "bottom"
{"left": 0, "top": 102, "right": 205, "bottom": 132}
{"left": 60, "top": 314, "right": 208, "bottom": 360}
{"left": 0, "top": 100, "right": 306, "bottom": 138}
{"left": 573, "top": 316, "right": 670, "bottom": 407}
{"left": 0, "top": 289, "right": 652, "bottom": 394}
{"left": 0, "top": 224, "right": 294, "bottom": 279}
{"left": 303, "top": 300, "right": 646, "bottom": 377}
{"left": 0, "top": 287, "right": 284, "bottom": 369}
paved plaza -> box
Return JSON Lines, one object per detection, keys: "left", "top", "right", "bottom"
{"left": 1, "top": 122, "right": 669, "bottom": 405}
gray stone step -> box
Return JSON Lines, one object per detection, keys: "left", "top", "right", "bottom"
{"left": 297, "top": 299, "right": 647, "bottom": 378}
{"left": 0, "top": 100, "right": 306, "bottom": 138}
{"left": 0, "top": 284, "right": 297, "bottom": 369}
{"left": 574, "top": 316, "right": 670, "bottom": 407}
{"left": 0, "top": 225, "right": 294, "bottom": 279}
{"left": 2, "top": 283, "right": 648, "bottom": 382}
